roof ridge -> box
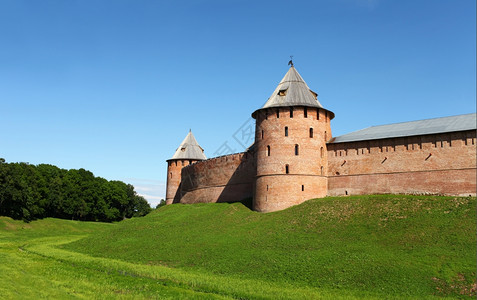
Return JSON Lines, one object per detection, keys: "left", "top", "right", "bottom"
{"left": 169, "top": 131, "right": 207, "bottom": 160}
{"left": 331, "top": 113, "right": 476, "bottom": 144}
{"left": 260, "top": 66, "right": 324, "bottom": 110}
{"left": 366, "top": 113, "right": 477, "bottom": 128}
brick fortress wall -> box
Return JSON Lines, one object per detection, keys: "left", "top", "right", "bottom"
{"left": 166, "top": 159, "right": 201, "bottom": 205}
{"left": 253, "top": 106, "right": 332, "bottom": 212}
{"left": 327, "top": 130, "right": 477, "bottom": 197}
{"left": 178, "top": 151, "right": 256, "bottom": 204}
{"left": 171, "top": 124, "right": 475, "bottom": 208}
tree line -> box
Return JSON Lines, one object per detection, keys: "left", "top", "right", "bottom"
{"left": 0, "top": 158, "right": 151, "bottom": 222}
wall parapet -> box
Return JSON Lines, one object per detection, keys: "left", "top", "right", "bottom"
{"left": 178, "top": 150, "right": 256, "bottom": 204}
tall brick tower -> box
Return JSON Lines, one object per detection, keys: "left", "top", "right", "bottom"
{"left": 251, "top": 64, "right": 335, "bottom": 212}
{"left": 165, "top": 130, "right": 206, "bottom": 205}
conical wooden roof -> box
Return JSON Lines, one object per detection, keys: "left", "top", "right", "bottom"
{"left": 169, "top": 130, "right": 207, "bottom": 161}
{"left": 262, "top": 66, "right": 323, "bottom": 109}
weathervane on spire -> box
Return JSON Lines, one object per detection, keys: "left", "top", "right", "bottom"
{"left": 288, "top": 56, "right": 294, "bottom": 67}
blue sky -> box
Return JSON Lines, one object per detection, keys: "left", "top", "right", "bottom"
{"left": 1, "top": 0, "right": 475, "bottom": 206}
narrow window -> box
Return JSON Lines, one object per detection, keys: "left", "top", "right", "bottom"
{"left": 189, "top": 160, "right": 192, "bottom": 164}
{"left": 304, "top": 107, "right": 308, "bottom": 118}
{"left": 295, "top": 144, "right": 299, "bottom": 156}
{"left": 267, "top": 185, "right": 269, "bottom": 191}
{"left": 320, "top": 166, "right": 324, "bottom": 176}
{"left": 285, "top": 164, "right": 289, "bottom": 174}
{"left": 276, "top": 109, "right": 280, "bottom": 118}
{"left": 170, "top": 172, "right": 172, "bottom": 178}
{"left": 324, "top": 131, "right": 327, "bottom": 141}
{"left": 267, "top": 145, "right": 270, "bottom": 156}
{"left": 261, "top": 130, "right": 264, "bottom": 139}
{"left": 320, "top": 147, "right": 324, "bottom": 158}
{"left": 265, "top": 111, "right": 268, "bottom": 120}
{"left": 309, "top": 128, "right": 313, "bottom": 138}
{"left": 301, "top": 185, "right": 304, "bottom": 191}
{"left": 317, "top": 109, "right": 320, "bottom": 120}
{"left": 285, "top": 126, "right": 288, "bottom": 137}
{"left": 290, "top": 107, "right": 294, "bottom": 118}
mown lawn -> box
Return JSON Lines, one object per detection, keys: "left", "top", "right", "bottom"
{"left": 1, "top": 195, "right": 475, "bottom": 299}
{"left": 0, "top": 218, "right": 229, "bottom": 299}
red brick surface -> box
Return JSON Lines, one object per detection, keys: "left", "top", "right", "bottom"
{"left": 179, "top": 152, "right": 256, "bottom": 204}
{"left": 327, "top": 130, "right": 476, "bottom": 196}
{"left": 165, "top": 159, "right": 200, "bottom": 205}
{"left": 253, "top": 107, "right": 332, "bottom": 212}
{"left": 328, "top": 169, "right": 476, "bottom": 197}
{"left": 166, "top": 111, "right": 476, "bottom": 211}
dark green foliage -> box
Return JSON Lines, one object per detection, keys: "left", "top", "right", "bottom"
{"left": 0, "top": 158, "right": 151, "bottom": 222}
{"left": 155, "top": 199, "right": 166, "bottom": 209}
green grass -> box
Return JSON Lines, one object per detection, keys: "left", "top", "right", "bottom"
{"left": 1, "top": 195, "right": 475, "bottom": 299}
{"left": 0, "top": 217, "right": 230, "bottom": 299}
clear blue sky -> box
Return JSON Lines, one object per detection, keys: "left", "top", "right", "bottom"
{"left": 1, "top": 0, "right": 475, "bottom": 206}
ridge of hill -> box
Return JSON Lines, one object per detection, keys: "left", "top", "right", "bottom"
{"left": 65, "top": 195, "right": 476, "bottom": 298}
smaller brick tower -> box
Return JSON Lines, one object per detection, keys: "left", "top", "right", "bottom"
{"left": 252, "top": 64, "right": 334, "bottom": 212}
{"left": 165, "top": 130, "right": 206, "bottom": 205}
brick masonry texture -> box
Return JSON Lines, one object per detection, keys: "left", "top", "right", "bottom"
{"left": 253, "top": 107, "right": 332, "bottom": 212}
{"left": 178, "top": 152, "right": 256, "bottom": 204}
{"left": 166, "top": 121, "right": 476, "bottom": 211}
{"left": 327, "top": 130, "right": 476, "bottom": 197}
{"left": 166, "top": 159, "right": 201, "bottom": 205}
{"left": 166, "top": 93, "right": 476, "bottom": 212}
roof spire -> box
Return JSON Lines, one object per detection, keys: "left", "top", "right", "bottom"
{"left": 169, "top": 130, "right": 207, "bottom": 161}
{"left": 258, "top": 65, "right": 324, "bottom": 110}
{"left": 288, "top": 55, "right": 294, "bottom": 67}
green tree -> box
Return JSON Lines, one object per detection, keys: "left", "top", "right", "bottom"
{"left": 0, "top": 159, "right": 151, "bottom": 222}
{"left": 156, "top": 199, "right": 166, "bottom": 209}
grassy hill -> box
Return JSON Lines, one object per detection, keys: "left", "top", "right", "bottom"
{"left": 1, "top": 195, "right": 475, "bottom": 299}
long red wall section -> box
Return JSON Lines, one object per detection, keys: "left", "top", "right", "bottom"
{"left": 327, "top": 130, "right": 476, "bottom": 197}
{"left": 179, "top": 152, "right": 256, "bottom": 204}
{"left": 175, "top": 130, "right": 475, "bottom": 206}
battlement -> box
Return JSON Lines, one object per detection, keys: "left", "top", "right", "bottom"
{"left": 181, "top": 151, "right": 254, "bottom": 173}
{"left": 178, "top": 150, "right": 256, "bottom": 205}
{"left": 165, "top": 65, "right": 476, "bottom": 211}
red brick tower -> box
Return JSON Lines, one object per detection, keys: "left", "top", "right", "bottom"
{"left": 252, "top": 65, "right": 334, "bottom": 212}
{"left": 165, "top": 130, "right": 206, "bottom": 205}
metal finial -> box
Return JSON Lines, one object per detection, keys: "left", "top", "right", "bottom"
{"left": 288, "top": 55, "right": 294, "bottom": 67}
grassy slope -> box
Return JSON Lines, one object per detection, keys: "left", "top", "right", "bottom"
{"left": 0, "top": 217, "right": 228, "bottom": 299}
{"left": 65, "top": 195, "right": 476, "bottom": 298}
